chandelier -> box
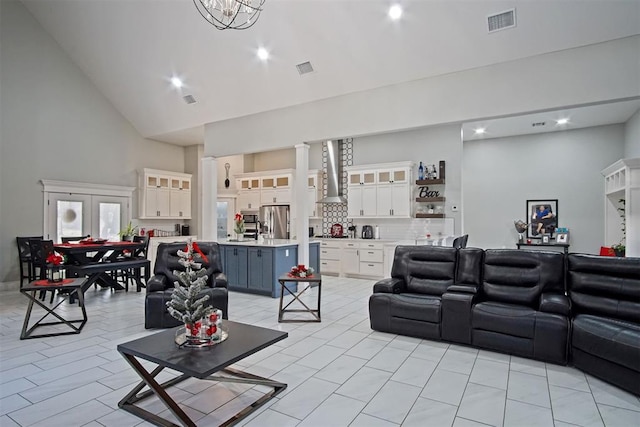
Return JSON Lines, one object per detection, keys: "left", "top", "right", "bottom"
{"left": 193, "top": 0, "right": 266, "bottom": 30}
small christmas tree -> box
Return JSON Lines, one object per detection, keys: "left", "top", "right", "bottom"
{"left": 166, "top": 240, "right": 214, "bottom": 325}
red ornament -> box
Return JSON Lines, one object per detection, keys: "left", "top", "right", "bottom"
{"left": 209, "top": 313, "right": 218, "bottom": 322}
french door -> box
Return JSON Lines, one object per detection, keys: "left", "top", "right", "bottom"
{"left": 46, "top": 193, "right": 129, "bottom": 243}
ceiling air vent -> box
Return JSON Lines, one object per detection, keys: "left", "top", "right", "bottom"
{"left": 183, "top": 95, "right": 196, "bottom": 105}
{"left": 487, "top": 8, "right": 516, "bottom": 33}
{"left": 296, "top": 61, "right": 314, "bottom": 76}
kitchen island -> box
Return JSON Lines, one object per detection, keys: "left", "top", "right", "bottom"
{"left": 219, "top": 239, "right": 320, "bottom": 298}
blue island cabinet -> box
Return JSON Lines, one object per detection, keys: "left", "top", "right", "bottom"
{"left": 221, "top": 244, "right": 298, "bottom": 298}
{"left": 223, "top": 246, "right": 248, "bottom": 289}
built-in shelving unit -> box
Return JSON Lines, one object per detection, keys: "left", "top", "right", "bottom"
{"left": 601, "top": 158, "right": 640, "bottom": 257}
{"left": 415, "top": 161, "right": 446, "bottom": 218}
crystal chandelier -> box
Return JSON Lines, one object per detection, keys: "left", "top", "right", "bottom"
{"left": 193, "top": 0, "right": 266, "bottom": 30}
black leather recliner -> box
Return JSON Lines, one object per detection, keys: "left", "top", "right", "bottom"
{"left": 567, "top": 254, "right": 640, "bottom": 396}
{"left": 470, "top": 250, "right": 570, "bottom": 364}
{"left": 369, "top": 246, "right": 458, "bottom": 340}
{"left": 144, "top": 242, "right": 228, "bottom": 329}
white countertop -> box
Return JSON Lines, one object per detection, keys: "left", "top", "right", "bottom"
{"left": 218, "top": 238, "right": 320, "bottom": 248}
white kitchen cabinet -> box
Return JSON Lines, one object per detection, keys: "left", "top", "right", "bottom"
{"left": 261, "top": 174, "right": 292, "bottom": 205}
{"left": 237, "top": 190, "right": 261, "bottom": 211}
{"left": 139, "top": 169, "right": 191, "bottom": 219}
{"left": 346, "top": 162, "right": 412, "bottom": 219}
{"left": 358, "top": 241, "right": 384, "bottom": 277}
{"left": 376, "top": 184, "right": 411, "bottom": 217}
{"left": 348, "top": 186, "right": 377, "bottom": 217}
{"left": 237, "top": 177, "right": 260, "bottom": 191}
{"left": 319, "top": 240, "right": 341, "bottom": 275}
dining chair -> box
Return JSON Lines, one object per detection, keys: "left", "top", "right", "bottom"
{"left": 453, "top": 234, "right": 469, "bottom": 249}
{"left": 123, "top": 235, "right": 150, "bottom": 291}
{"left": 16, "top": 236, "right": 43, "bottom": 288}
{"left": 28, "top": 239, "right": 57, "bottom": 302}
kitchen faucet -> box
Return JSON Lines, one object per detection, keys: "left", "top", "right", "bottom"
{"left": 255, "top": 221, "right": 263, "bottom": 240}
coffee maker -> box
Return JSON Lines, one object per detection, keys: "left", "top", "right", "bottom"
{"left": 361, "top": 225, "right": 374, "bottom": 239}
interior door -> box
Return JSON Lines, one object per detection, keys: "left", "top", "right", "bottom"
{"left": 47, "top": 193, "right": 128, "bottom": 242}
{"left": 47, "top": 193, "right": 92, "bottom": 242}
{"left": 91, "top": 195, "right": 128, "bottom": 240}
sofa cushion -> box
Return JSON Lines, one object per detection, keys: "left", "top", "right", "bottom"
{"left": 472, "top": 302, "right": 536, "bottom": 339}
{"left": 482, "top": 250, "right": 564, "bottom": 307}
{"left": 401, "top": 247, "right": 457, "bottom": 296}
{"left": 568, "top": 254, "right": 640, "bottom": 323}
{"left": 572, "top": 314, "right": 640, "bottom": 372}
{"left": 388, "top": 293, "right": 441, "bottom": 323}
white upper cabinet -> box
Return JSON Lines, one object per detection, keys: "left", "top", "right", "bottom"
{"left": 346, "top": 162, "right": 412, "bottom": 218}
{"left": 139, "top": 169, "right": 191, "bottom": 219}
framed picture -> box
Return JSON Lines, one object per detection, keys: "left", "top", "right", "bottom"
{"left": 526, "top": 199, "right": 558, "bottom": 239}
{"left": 556, "top": 233, "right": 569, "bottom": 244}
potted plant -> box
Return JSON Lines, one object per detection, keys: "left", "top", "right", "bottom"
{"left": 234, "top": 213, "right": 245, "bottom": 241}
{"left": 119, "top": 221, "right": 138, "bottom": 241}
{"left": 611, "top": 199, "right": 625, "bottom": 257}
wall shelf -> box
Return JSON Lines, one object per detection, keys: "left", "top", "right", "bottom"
{"left": 416, "top": 197, "right": 446, "bottom": 203}
{"left": 416, "top": 179, "right": 445, "bottom": 185}
{"left": 415, "top": 213, "right": 446, "bottom": 219}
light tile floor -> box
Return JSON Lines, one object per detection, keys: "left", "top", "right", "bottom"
{"left": 1, "top": 276, "right": 639, "bottom": 426}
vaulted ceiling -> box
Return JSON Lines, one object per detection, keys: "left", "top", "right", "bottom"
{"left": 21, "top": 0, "right": 640, "bottom": 145}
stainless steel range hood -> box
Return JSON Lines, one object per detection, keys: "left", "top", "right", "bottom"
{"left": 318, "top": 140, "right": 347, "bottom": 204}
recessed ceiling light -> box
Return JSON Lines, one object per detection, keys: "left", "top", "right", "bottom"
{"left": 474, "top": 128, "right": 486, "bottom": 135}
{"left": 556, "top": 118, "right": 569, "bottom": 125}
{"left": 170, "top": 77, "right": 183, "bottom": 88}
{"left": 388, "top": 4, "right": 403, "bottom": 20}
{"left": 257, "top": 48, "right": 269, "bottom": 61}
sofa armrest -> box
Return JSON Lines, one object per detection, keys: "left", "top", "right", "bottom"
{"left": 446, "top": 284, "right": 478, "bottom": 294}
{"left": 213, "top": 272, "right": 228, "bottom": 288}
{"left": 539, "top": 293, "right": 571, "bottom": 316}
{"left": 373, "top": 278, "right": 406, "bottom": 294}
{"left": 147, "top": 275, "right": 168, "bottom": 293}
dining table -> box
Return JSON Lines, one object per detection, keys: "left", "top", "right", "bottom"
{"left": 54, "top": 240, "right": 148, "bottom": 295}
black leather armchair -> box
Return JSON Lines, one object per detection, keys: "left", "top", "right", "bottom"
{"left": 369, "top": 246, "right": 458, "bottom": 340}
{"left": 470, "top": 250, "right": 570, "bottom": 364}
{"left": 144, "top": 242, "right": 228, "bottom": 329}
{"left": 567, "top": 254, "right": 640, "bottom": 395}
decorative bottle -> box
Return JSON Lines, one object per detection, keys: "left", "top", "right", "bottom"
{"left": 418, "top": 162, "right": 424, "bottom": 180}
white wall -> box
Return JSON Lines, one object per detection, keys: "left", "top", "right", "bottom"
{"left": 352, "top": 125, "right": 463, "bottom": 233}
{"left": 204, "top": 36, "right": 639, "bottom": 157}
{"left": 625, "top": 108, "right": 640, "bottom": 158}
{"left": 0, "top": 0, "right": 185, "bottom": 282}
{"left": 463, "top": 125, "right": 625, "bottom": 253}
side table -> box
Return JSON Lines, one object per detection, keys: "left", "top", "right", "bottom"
{"left": 20, "top": 278, "right": 87, "bottom": 339}
{"left": 278, "top": 274, "right": 322, "bottom": 323}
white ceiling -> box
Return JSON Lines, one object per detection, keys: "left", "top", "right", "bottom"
{"left": 462, "top": 99, "right": 640, "bottom": 141}
{"left": 21, "top": 0, "right": 640, "bottom": 146}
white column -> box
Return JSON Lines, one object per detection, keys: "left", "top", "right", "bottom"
{"left": 201, "top": 156, "right": 218, "bottom": 240}
{"left": 295, "top": 144, "right": 310, "bottom": 266}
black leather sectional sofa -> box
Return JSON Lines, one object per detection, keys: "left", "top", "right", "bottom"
{"left": 369, "top": 246, "right": 640, "bottom": 395}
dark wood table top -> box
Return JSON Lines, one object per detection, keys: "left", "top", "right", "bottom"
{"left": 21, "top": 278, "right": 85, "bottom": 291}
{"left": 117, "top": 321, "right": 288, "bottom": 379}
{"left": 278, "top": 274, "right": 321, "bottom": 283}
{"left": 55, "top": 241, "right": 144, "bottom": 253}
{"left": 516, "top": 242, "right": 570, "bottom": 248}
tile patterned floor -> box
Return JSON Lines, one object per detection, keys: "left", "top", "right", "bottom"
{"left": 1, "top": 276, "right": 639, "bottom": 426}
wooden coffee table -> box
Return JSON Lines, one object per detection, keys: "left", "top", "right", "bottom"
{"left": 117, "top": 321, "right": 288, "bottom": 427}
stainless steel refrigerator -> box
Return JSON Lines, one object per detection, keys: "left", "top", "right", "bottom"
{"left": 259, "top": 205, "right": 290, "bottom": 239}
